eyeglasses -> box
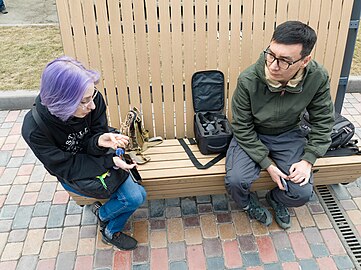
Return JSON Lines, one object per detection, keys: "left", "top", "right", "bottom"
{"left": 79, "top": 87, "right": 98, "bottom": 110}
{"left": 263, "top": 47, "right": 304, "bottom": 70}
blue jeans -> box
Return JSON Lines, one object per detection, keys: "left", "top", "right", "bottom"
{"left": 0, "top": 0, "right": 5, "bottom": 11}
{"left": 99, "top": 175, "right": 146, "bottom": 239}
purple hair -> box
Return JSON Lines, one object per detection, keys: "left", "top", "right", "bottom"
{"left": 40, "top": 56, "right": 100, "bottom": 121}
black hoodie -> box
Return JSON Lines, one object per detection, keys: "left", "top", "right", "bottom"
{"left": 22, "top": 92, "right": 128, "bottom": 186}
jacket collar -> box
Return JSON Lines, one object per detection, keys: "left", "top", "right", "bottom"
{"left": 255, "top": 53, "right": 310, "bottom": 94}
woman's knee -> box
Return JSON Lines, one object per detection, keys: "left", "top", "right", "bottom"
{"left": 126, "top": 188, "right": 146, "bottom": 208}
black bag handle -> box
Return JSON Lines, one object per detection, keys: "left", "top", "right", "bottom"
{"left": 178, "top": 138, "right": 225, "bottom": 169}
{"left": 32, "top": 107, "right": 57, "bottom": 145}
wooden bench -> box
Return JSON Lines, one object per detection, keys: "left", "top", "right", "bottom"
{"left": 55, "top": 0, "right": 361, "bottom": 205}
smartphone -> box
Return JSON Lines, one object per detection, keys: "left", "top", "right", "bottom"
{"left": 123, "top": 154, "right": 142, "bottom": 183}
{"left": 280, "top": 177, "right": 288, "bottom": 192}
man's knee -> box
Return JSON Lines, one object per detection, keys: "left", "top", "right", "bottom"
{"left": 288, "top": 183, "right": 313, "bottom": 207}
{"left": 127, "top": 189, "right": 146, "bottom": 208}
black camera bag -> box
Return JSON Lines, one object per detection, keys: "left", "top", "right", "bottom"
{"left": 192, "top": 70, "right": 232, "bottom": 155}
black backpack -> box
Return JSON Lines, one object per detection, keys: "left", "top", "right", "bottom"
{"left": 301, "top": 111, "right": 360, "bottom": 157}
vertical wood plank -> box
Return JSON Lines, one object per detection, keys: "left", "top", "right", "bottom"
{"left": 228, "top": 0, "right": 242, "bottom": 119}
{"left": 195, "top": 0, "right": 207, "bottom": 70}
{"left": 82, "top": 0, "right": 105, "bottom": 99}
{"left": 94, "top": 0, "right": 120, "bottom": 127}
{"left": 240, "top": 0, "right": 252, "bottom": 71}
{"left": 107, "top": 0, "right": 128, "bottom": 120}
{"left": 68, "top": 0, "right": 88, "bottom": 64}
{"left": 170, "top": 0, "right": 185, "bottom": 137}
{"left": 159, "top": 0, "right": 175, "bottom": 138}
{"left": 287, "top": 0, "right": 299, "bottom": 21}
{"left": 329, "top": 0, "right": 354, "bottom": 101}
{"left": 313, "top": 0, "right": 332, "bottom": 64}
{"left": 133, "top": 0, "right": 154, "bottom": 135}
{"left": 119, "top": 0, "right": 142, "bottom": 111}
{"left": 323, "top": 0, "right": 343, "bottom": 80}
{"left": 183, "top": 0, "right": 195, "bottom": 137}
{"left": 275, "top": 0, "right": 288, "bottom": 26}
{"left": 252, "top": 0, "right": 265, "bottom": 63}
{"left": 298, "top": 0, "right": 311, "bottom": 22}
{"left": 207, "top": 0, "right": 218, "bottom": 69}
{"left": 307, "top": 0, "right": 321, "bottom": 58}
{"left": 218, "top": 0, "right": 230, "bottom": 83}
{"left": 56, "top": 0, "right": 75, "bottom": 57}
{"left": 264, "top": 0, "right": 277, "bottom": 47}
{"left": 146, "top": 0, "right": 165, "bottom": 136}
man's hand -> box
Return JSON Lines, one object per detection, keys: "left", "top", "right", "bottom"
{"left": 98, "top": 133, "right": 129, "bottom": 149}
{"left": 266, "top": 164, "right": 289, "bottom": 190}
{"left": 288, "top": 160, "right": 312, "bottom": 186}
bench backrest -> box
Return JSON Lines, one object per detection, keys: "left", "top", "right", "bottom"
{"left": 56, "top": 0, "right": 354, "bottom": 139}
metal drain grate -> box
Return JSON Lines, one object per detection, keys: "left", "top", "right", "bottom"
{"left": 315, "top": 185, "right": 361, "bottom": 269}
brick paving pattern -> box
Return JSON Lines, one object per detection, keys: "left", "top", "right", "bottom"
{"left": 0, "top": 93, "right": 361, "bottom": 269}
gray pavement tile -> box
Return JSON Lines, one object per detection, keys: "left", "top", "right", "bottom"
{"left": 12, "top": 206, "right": 33, "bottom": 229}
{"left": 0, "top": 152, "right": 11, "bottom": 167}
{"left": 238, "top": 234, "right": 257, "bottom": 252}
{"left": 277, "top": 249, "right": 295, "bottom": 262}
{"left": 66, "top": 200, "right": 83, "bottom": 215}
{"left": 206, "top": 257, "right": 225, "bottom": 270}
{"left": 6, "top": 157, "right": 23, "bottom": 168}
{"left": 33, "top": 202, "right": 51, "bottom": 216}
{"left": 64, "top": 214, "right": 81, "bottom": 227}
{"left": 331, "top": 184, "right": 351, "bottom": 200}
{"left": 264, "top": 263, "right": 282, "bottom": 270}
{"left": 0, "top": 220, "right": 12, "bottom": 232}
{"left": 8, "top": 229, "right": 27, "bottom": 242}
{"left": 22, "top": 149, "right": 37, "bottom": 164}
{"left": 29, "top": 216, "right": 47, "bottom": 229}
{"left": 170, "top": 261, "right": 188, "bottom": 270}
{"left": 133, "top": 208, "right": 149, "bottom": 220}
{"left": 270, "top": 231, "right": 291, "bottom": 250}
{"left": 181, "top": 197, "right": 197, "bottom": 216}
{"left": 80, "top": 205, "right": 97, "bottom": 226}
{"left": 94, "top": 249, "right": 114, "bottom": 269}
{"left": 44, "top": 228, "right": 62, "bottom": 241}
{"left": 29, "top": 165, "right": 47, "bottom": 183}
{"left": 310, "top": 243, "right": 329, "bottom": 258}
{"left": 168, "top": 242, "right": 186, "bottom": 261}
{"left": 56, "top": 252, "right": 76, "bottom": 270}
{"left": 47, "top": 204, "right": 66, "bottom": 228}
{"left": 333, "top": 255, "right": 355, "bottom": 269}
{"left": 16, "top": 255, "right": 38, "bottom": 270}
{"left": 203, "top": 238, "right": 222, "bottom": 257}
{"left": 79, "top": 225, "right": 97, "bottom": 239}
{"left": 37, "top": 182, "right": 56, "bottom": 201}
{"left": 166, "top": 206, "right": 182, "bottom": 218}
{"left": 0, "top": 205, "right": 18, "bottom": 219}
{"left": 149, "top": 199, "right": 165, "bottom": 218}
{"left": 165, "top": 198, "right": 180, "bottom": 206}
{"left": 196, "top": 195, "right": 211, "bottom": 204}
{"left": 133, "top": 264, "right": 150, "bottom": 270}
{"left": 299, "top": 259, "right": 319, "bottom": 270}
{"left": 303, "top": 227, "right": 324, "bottom": 244}
{"left": 0, "top": 167, "right": 17, "bottom": 186}
{"left": 5, "top": 185, "right": 25, "bottom": 204}
{"left": 212, "top": 194, "right": 229, "bottom": 212}
{"left": 242, "top": 252, "right": 262, "bottom": 267}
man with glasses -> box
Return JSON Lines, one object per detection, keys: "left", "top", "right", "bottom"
{"left": 225, "top": 21, "right": 334, "bottom": 229}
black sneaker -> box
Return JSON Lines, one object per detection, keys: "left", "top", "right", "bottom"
{"left": 0, "top": 8, "right": 7, "bottom": 14}
{"left": 102, "top": 231, "right": 138, "bottom": 250}
{"left": 91, "top": 201, "right": 108, "bottom": 231}
{"left": 266, "top": 191, "right": 291, "bottom": 229}
{"left": 244, "top": 193, "right": 272, "bottom": 226}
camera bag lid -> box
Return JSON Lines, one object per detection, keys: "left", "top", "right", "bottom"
{"left": 192, "top": 70, "right": 225, "bottom": 113}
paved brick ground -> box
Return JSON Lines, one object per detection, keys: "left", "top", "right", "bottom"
{"left": 0, "top": 93, "right": 361, "bottom": 269}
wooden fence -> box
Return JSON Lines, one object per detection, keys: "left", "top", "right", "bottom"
{"left": 56, "top": 0, "right": 354, "bottom": 139}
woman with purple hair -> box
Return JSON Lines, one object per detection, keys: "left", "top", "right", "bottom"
{"left": 22, "top": 56, "right": 146, "bottom": 251}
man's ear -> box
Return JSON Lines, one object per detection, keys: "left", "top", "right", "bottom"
{"left": 302, "top": 55, "right": 312, "bottom": 67}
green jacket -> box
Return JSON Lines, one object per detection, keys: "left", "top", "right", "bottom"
{"left": 231, "top": 53, "right": 334, "bottom": 169}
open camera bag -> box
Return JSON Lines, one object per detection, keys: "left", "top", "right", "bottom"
{"left": 192, "top": 70, "right": 233, "bottom": 155}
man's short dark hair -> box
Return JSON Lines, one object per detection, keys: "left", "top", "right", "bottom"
{"left": 271, "top": 21, "right": 317, "bottom": 58}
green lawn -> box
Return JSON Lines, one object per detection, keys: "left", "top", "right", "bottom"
{"left": 0, "top": 25, "right": 360, "bottom": 91}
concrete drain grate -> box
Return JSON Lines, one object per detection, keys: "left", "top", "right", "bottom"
{"left": 315, "top": 185, "right": 361, "bottom": 269}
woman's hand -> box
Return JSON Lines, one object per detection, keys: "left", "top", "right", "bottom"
{"left": 266, "top": 164, "right": 289, "bottom": 190}
{"left": 98, "top": 133, "right": 129, "bottom": 149}
{"left": 113, "top": 156, "right": 136, "bottom": 171}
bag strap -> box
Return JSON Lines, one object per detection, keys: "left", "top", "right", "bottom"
{"left": 32, "top": 107, "right": 56, "bottom": 145}
{"left": 178, "top": 138, "right": 225, "bottom": 169}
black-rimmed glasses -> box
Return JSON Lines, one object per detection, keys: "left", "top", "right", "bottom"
{"left": 263, "top": 48, "right": 304, "bottom": 70}
{"left": 79, "top": 87, "right": 98, "bottom": 110}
